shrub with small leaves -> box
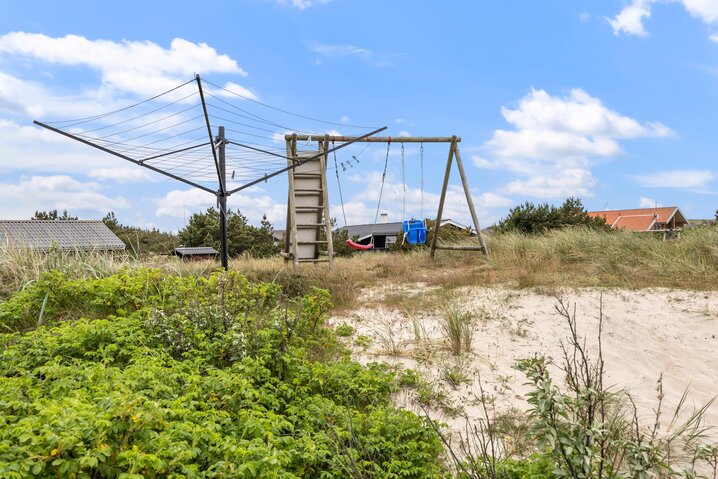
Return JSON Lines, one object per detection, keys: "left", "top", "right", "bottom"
{"left": 0, "top": 269, "right": 448, "bottom": 478}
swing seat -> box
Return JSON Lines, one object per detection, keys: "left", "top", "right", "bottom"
{"left": 402, "top": 220, "right": 427, "bottom": 245}
{"left": 346, "top": 239, "right": 374, "bottom": 251}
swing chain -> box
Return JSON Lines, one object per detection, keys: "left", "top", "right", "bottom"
{"left": 401, "top": 143, "right": 406, "bottom": 221}
{"left": 420, "top": 142, "right": 424, "bottom": 221}
{"left": 332, "top": 140, "right": 348, "bottom": 227}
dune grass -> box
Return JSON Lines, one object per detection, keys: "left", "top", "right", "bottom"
{"left": 2, "top": 226, "right": 717, "bottom": 304}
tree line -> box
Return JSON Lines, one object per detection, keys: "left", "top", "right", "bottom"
{"left": 30, "top": 208, "right": 278, "bottom": 257}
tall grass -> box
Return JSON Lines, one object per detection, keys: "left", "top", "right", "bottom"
{"left": 440, "top": 305, "right": 474, "bottom": 355}
{"left": 0, "top": 243, "right": 218, "bottom": 300}
{"left": 2, "top": 226, "right": 717, "bottom": 302}
{"left": 483, "top": 226, "right": 718, "bottom": 289}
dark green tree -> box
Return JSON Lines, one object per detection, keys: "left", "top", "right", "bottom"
{"left": 102, "top": 211, "right": 179, "bottom": 255}
{"left": 494, "top": 197, "right": 611, "bottom": 235}
{"left": 102, "top": 211, "right": 120, "bottom": 230}
{"left": 32, "top": 209, "right": 77, "bottom": 220}
{"left": 247, "top": 215, "right": 280, "bottom": 258}
{"left": 179, "top": 208, "right": 278, "bottom": 257}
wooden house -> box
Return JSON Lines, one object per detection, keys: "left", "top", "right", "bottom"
{"left": 587, "top": 207, "right": 688, "bottom": 232}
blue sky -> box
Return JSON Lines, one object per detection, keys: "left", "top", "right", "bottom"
{"left": 1, "top": 0, "right": 717, "bottom": 231}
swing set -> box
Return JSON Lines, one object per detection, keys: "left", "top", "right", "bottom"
{"left": 282, "top": 134, "right": 488, "bottom": 268}
{"left": 342, "top": 139, "right": 428, "bottom": 250}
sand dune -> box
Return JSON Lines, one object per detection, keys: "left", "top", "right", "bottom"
{"left": 333, "top": 285, "right": 718, "bottom": 437}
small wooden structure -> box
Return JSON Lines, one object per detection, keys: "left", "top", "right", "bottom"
{"left": 282, "top": 134, "right": 488, "bottom": 268}
{"left": 173, "top": 246, "right": 218, "bottom": 260}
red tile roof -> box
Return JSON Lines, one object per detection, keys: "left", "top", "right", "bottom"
{"left": 587, "top": 207, "right": 687, "bottom": 232}
{"left": 611, "top": 215, "right": 656, "bottom": 231}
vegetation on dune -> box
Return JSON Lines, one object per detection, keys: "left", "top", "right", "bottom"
{"left": 102, "top": 212, "right": 180, "bottom": 256}
{"left": 0, "top": 260, "right": 717, "bottom": 476}
{"left": 493, "top": 197, "right": 610, "bottom": 235}
{"left": 0, "top": 269, "right": 446, "bottom": 478}
{"left": 437, "top": 298, "right": 718, "bottom": 479}
{"left": 3, "top": 224, "right": 718, "bottom": 305}
{"left": 179, "top": 207, "right": 278, "bottom": 258}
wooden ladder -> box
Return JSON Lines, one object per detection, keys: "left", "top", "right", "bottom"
{"left": 283, "top": 137, "right": 334, "bottom": 269}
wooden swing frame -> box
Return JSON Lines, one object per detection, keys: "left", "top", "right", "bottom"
{"left": 284, "top": 134, "right": 488, "bottom": 264}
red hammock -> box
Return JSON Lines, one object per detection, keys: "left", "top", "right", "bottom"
{"left": 346, "top": 239, "right": 374, "bottom": 251}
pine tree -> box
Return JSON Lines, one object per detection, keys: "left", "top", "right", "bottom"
{"left": 32, "top": 209, "right": 77, "bottom": 220}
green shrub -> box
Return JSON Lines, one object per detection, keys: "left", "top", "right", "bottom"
{"left": 494, "top": 197, "right": 610, "bottom": 235}
{"left": 335, "top": 323, "right": 355, "bottom": 337}
{"left": 0, "top": 270, "right": 448, "bottom": 478}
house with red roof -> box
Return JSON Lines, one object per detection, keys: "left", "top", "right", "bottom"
{"left": 587, "top": 207, "right": 688, "bottom": 232}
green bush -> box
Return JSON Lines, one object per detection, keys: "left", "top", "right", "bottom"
{"left": 494, "top": 197, "right": 610, "bottom": 235}
{"left": 0, "top": 269, "right": 447, "bottom": 478}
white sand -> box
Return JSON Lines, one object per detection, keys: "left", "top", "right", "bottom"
{"left": 332, "top": 285, "right": 718, "bottom": 438}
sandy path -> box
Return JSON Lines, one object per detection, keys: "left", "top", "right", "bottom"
{"left": 332, "top": 285, "right": 718, "bottom": 437}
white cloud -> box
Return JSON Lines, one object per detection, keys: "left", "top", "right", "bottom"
{"left": 476, "top": 88, "right": 672, "bottom": 198}
{"left": 0, "top": 72, "right": 118, "bottom": 119}
{"left": 213, "top": 82, "right": 260, "bottom": 101}
{"left": 394, "top": 118, "right": 405, "bottom": 124}
{"left": 398, "top": 130, "right": 412, "bottom": 137}
{"left": 579, "top": 12, "right": 591, "bottom": 22}
{"left": 276, "top": 0, "right": 332, "bottom": 10}
{"left": 88, "top": 167, "right": 152, "bottom": 183}
{"left": 635, "top": 169, "right": 714, "bottom": 188}
{"left": 472, "top": 156, "right": 495, "bottom": 169}
{"left": 311, "top": 42, "right": 373, "bottom": 58}
{"left": 682, "top": 0, "right": 718, "bottom": 24}
{"left": 309, "top": 42, "right": 400, "bottom": 66}
{"left": 496, "top": 88, "right": 670, "bottom": 139}
{"left": 0, "top": 32, "right": 249, "bottom": 99}
{"left": 0, "top": 73, "right": 48, "bottom": 117}
{"left": 341, "top": 116, "right": 350, "bottom": 123}
{"left": 608, "top": 0, "right": 652, "bottom": 36}
{"left": 503, "top": 169, "right": 599, "bottom": 199}
{"left": 608, "top": 0, "right": 718, "bottom": 40}
{"left": 0, "top": 120, "right": 119, "bottom": 174}
{"left": 156, "top": 187, "right": 287, "bottom": 225}
{"left": 0, "top": 175, "right": 129, "bottom": 219}
{"left": 639, "top": 196, "right": 663, "bottom": 208}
